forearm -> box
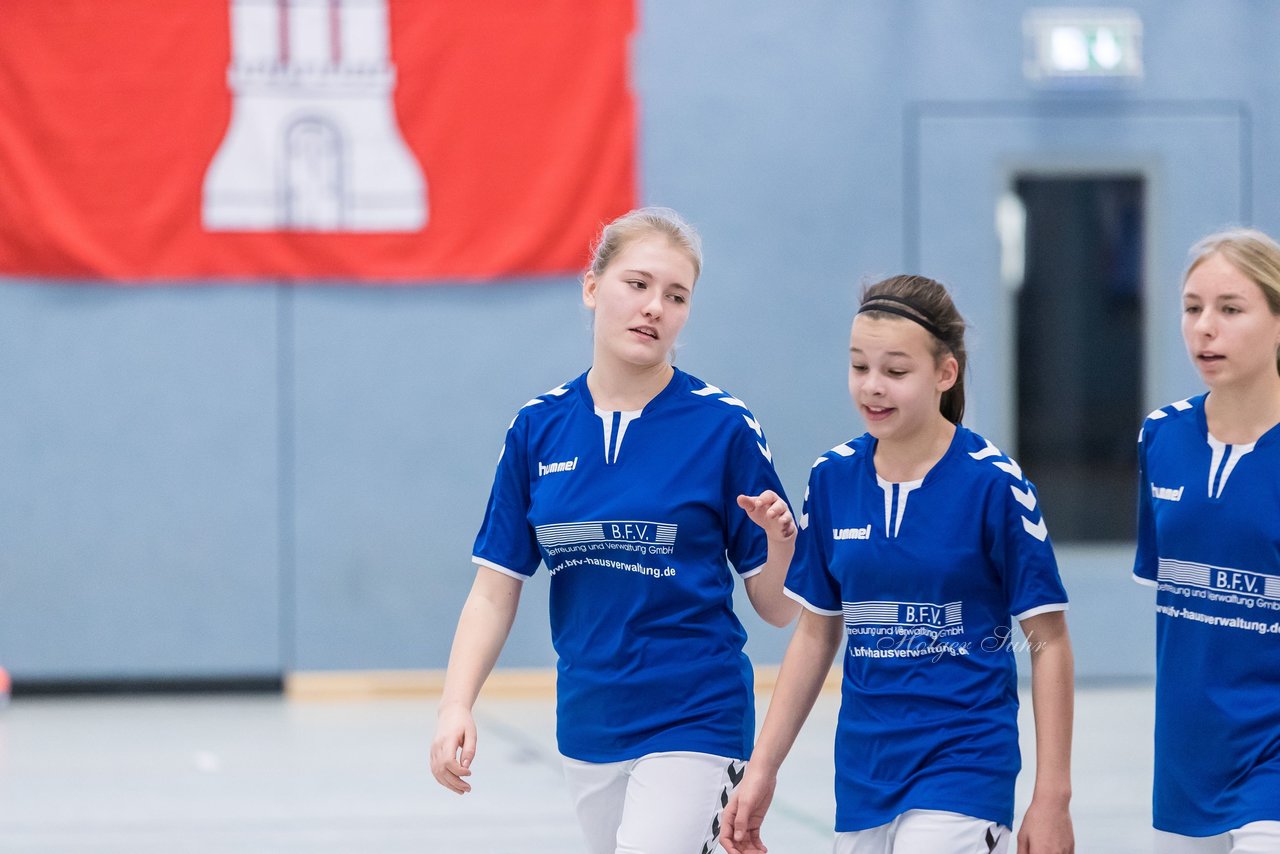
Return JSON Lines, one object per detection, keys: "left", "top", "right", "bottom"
{"left": 751, "top": 610, "right": 842, "bottom": 773}
{"left": 745, "top": 536, "right": 800, "bottom": 627}
{"left": 439, "top": 568, "right": 523, "bottom": 712}
{"left": 1024, "top": 614, "right": 1074, "bottom": 801}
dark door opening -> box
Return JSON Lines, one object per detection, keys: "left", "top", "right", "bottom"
{"left": 1014, "top": 175, "right": 1144, "bottom": 542}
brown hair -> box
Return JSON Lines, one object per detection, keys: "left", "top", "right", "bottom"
{"left": 1185, "top": 228, "right": 1280, "bottom": 376}
{"left": 859, "top": 275, "right": 968, "bottom": 424}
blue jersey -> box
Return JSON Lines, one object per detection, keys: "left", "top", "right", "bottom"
{"left": 1133, "top": 394, "right": 1280, "bottom": 836}
{"left": 785, "top": 426, "right": 1068, "bottom": 831}
{"left": 472, "top": 368, "right": 788, "bottom": 763}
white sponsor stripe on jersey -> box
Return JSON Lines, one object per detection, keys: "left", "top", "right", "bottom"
{"left": 1157, "top": 557, "right": 1280, "bottom": 601}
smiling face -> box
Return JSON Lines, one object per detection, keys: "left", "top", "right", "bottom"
{"left": 1182, "top": 252, "right": 1280, "bottom": 390}
{"left": 583, "top": 235, "right": 696, "bottom": 372}
{"left": 848, "top": 313, "right": 958, "bottom": 442}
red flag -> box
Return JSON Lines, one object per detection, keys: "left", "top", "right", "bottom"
{"left": 0, "top": 0, "right": 636, "bottom": 282}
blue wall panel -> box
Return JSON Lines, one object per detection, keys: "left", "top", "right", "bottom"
{"left": 0, "top": 285, "right": 280, "bottom": 678}
{"left": 3, "top": 1, "right": 1280, "bottom": 679}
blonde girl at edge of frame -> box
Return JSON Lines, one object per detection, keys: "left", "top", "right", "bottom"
{"left": 722, "top": 275, "right": 1075, "bottom": 854}
{"left": 430, "top": 207, "right": 800, "bottom": 854}
{"left": 1136, "top": 229, "right": 1280, "bottom": 854}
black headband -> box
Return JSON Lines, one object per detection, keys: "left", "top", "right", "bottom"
{"left": 857, "top": 295, "right": 946, "bottom": 341}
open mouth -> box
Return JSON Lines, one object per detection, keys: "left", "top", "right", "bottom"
{"left": 630, "top": 326, "right": 658, "bottom": 340}
{"left": 1197, "top": 353, "right": 1225, "bottom": 363}
{"left": 862, "top": 405, "right": 895, "bottom": 421}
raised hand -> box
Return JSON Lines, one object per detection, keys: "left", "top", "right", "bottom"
{"left": 737, "top": 490, "right": 796, "bottom": 542}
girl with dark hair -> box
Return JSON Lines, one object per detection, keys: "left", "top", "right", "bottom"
{"left": 722, "top": 276, "right": 1076, "bottom": 854}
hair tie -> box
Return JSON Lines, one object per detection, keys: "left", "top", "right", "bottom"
{"left": 857, "top": 295, "right": 946, "bottom": 341}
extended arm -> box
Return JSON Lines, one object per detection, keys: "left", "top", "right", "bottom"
{"left": 721, "top": 609, "right": 843, "bottom": 854}
{"left": 1015, "top": 610, "right": 1074, "bottom": 854}
{"left": 429, "top": 566, "right": 524, "bottom": 794}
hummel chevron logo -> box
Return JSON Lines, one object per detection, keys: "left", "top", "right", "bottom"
{"left": 993, "top": 457, "right": 1023, "bottom": 480}
{"left": 1022, "top": 516, "right": 1048, "bottom": 541}
{"left": 1010, "top": 483, "right": 1037, "bottom": 511}
{"left": 969, "top": 439, "right": 1002, "bottom": 461}
{"left": 973, "top": 440, "right": 1046, "bottom": 542}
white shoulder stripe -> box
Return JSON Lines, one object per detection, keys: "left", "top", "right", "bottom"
{"left": 1022, "top": 516, "right": 1048, "bottom": 541}
{"left": 830, "top": 443, "right": 855, "bottom": 457}
{"left": 968, "top": 439, "right": 1002, "bottom": 461}
{"left": 993, "top": 458, "right": 1024, "bottom": 480}
{"left": 521, "top": 384, "right": 570, "bottom": 411}
{"left": 1010, "top": 483, "right": 1037, "bottom": 511}
{"left": 1146, "top": 398, "right": 1193, "bottom": 422}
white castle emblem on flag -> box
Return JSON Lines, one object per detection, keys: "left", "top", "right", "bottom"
{"left": 203, "top": 0, "right": 427, "bottom": 232}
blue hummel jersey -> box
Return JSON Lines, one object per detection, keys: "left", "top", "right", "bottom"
{"left": 1134, "top": 394, "right": 1280, "bottom": 836}
{"left": 785, "top": 426, "right": 1069, "bottom": 831}
{"left": 472, "top": 368, "right": 788, "bottom": 763}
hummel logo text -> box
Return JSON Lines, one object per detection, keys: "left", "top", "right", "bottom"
{"left": 1151, "top": 484, "right": 1183, "bottom": 502}
{"left": 833, "top": 525, "right": 871, "bottom": 540}
{"left": 538, "top": 457, "right": 579, "bottom": 476}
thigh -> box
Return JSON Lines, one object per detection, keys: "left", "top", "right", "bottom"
{"left": 891, "top": 809, "right": 1010, "bottom": 854}
{"left": 1229, "top": 820, "right": 1280, "bottom": 854}
{"left": 833, "top": 821, "right": 893, "bottom": 854}
{"left": 1153, "top": 829, "right": 1232, "bottom": 854}
{"left": 615, "top": 751, "right": 742, "bottom": 854}
{"left": 562, "top": 756, "right": 632, "bottom": 854}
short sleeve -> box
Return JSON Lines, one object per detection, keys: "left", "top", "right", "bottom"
{"left": 783, "top": 468, "right": 843, "bottom": 616}
{"left": 723, "top": 413, "right": 789, "bottom": 577}
{"left": 985, "top": 469, "right": 1069, "bottom": 621}
{"left": 471, "top": 413, "right": 540, "bottom": 579}
{"left": 1133, "top": 423, "right": 1158, "bottom": 585}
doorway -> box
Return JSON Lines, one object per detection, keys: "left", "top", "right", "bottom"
{"left": 1013, "top": 175, "right": 1144, "bottom": 541}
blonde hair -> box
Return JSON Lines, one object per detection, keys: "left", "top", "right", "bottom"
{"left": 1185, "top": 228, "right": 1280, "bottom": 375}
{"left": 588, "top": 207, "right": 703, "bottom": 282}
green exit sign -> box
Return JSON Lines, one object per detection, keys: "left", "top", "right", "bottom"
{"left": 1024, "top": 8, "right": 1143, "bottom": 82}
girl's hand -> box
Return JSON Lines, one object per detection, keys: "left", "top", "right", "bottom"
{"left": 737, "top": 490, "right": 796, "bottom": 542}
{"left": 720, "top": 766, "right": 777, "bottom": 854}
{"left": 430, "top": 703, "right": 478, "bottom": 794}
{"left": 1017, "top": 795, "right": 1073, "bottom": 854}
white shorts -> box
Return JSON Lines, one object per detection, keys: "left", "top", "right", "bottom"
{"left": 562, "top": 751, "right": 744, "bottom": 854}
{"left": 833, "top": 809, "right": 1011, "bottom": 854}
{"left": 1154, "top": 821, "right": 1280, "bottom": 854}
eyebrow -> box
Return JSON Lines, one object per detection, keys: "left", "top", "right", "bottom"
{"left": 849, "top": 346, "right": 916, "bottom": 358}
{"left": 1183, "top": 292, "right": 1246, "bottom": 301}
{"left": 621, "top": 270, "right": 691, "bottom": 293}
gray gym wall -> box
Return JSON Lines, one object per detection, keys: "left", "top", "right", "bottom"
{"left": 2, "top": 0, "right": 1276, "bottom": 682}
